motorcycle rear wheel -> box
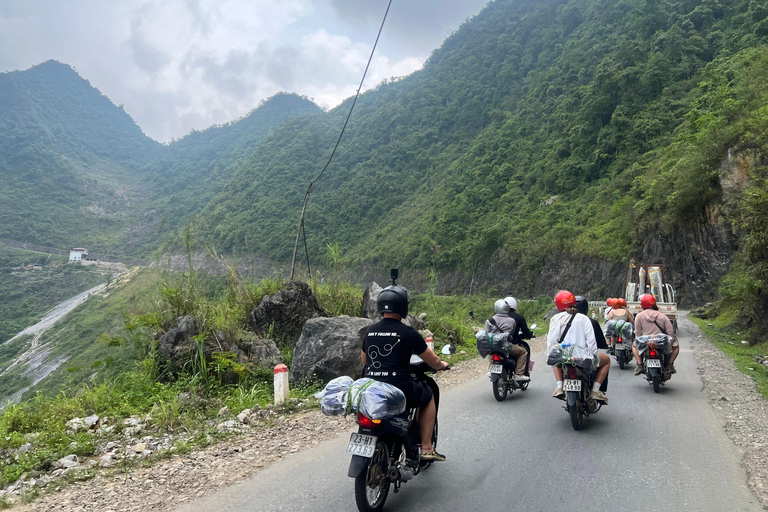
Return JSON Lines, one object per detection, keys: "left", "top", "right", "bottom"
{"left": 617, "top": 350, "right": 625, "bottom": 370}
{"left": 355, "top": 442, "right": 390, "bottom": 512}
{"left": 652, "top": 374, "right": 661, "bottom": 393}
{"left": 569, "top": 393, "right": 584, "bottom": 431}
{"left": 492, "top": 370, "right": 509, "bottom": 401}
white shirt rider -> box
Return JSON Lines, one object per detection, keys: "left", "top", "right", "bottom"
{"left": 547, "top": 311, "right": 598, "bottom": 365}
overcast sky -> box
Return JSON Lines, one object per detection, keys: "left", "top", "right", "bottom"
{"left": 0, "top": 0, "right": 489, "bottom": 142}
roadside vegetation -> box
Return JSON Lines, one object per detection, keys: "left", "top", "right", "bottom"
{"left": 0, "top": 254, "right": 551, "bottom": 490}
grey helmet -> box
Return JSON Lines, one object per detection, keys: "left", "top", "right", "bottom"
{"left": 493, "top": 299, "right": 510, "bottom": 315}
{"left": 504, "top": 296, "right": 518, "bottom": 311}
{"left": 575, "top": 295, "right": 588, "bottom": 316}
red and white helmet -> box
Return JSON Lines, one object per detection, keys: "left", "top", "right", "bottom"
{"left": 555, "top": 290, "right": 577, "bottom": 312}
{"left": 640, "top": 294, "right": 657, "bottom": 309}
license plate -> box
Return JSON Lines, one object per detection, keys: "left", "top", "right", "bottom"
{"left": 615, "top": 343, "right": 625, "bottom": 350}
{"left": 646, "top": 359, "right": 662, "bottom": 368}
{"left": 563, "top": 379, "right": 581, "bottom": 391}
{"left": 489, "top": 364, "right": 503, "bottom": 374}
{"left": 347, "top": 433, "right": 377, "bottom": 458}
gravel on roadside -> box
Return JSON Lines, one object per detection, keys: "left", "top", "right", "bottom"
{"left": 687, "top": 312, "right": 768, "bottom": 508}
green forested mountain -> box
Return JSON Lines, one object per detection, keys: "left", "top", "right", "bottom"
{"left": 191, "top": 0, "right": 768, "bottom": 313}
{"left": 0, "top": 60, "right": 157, "bottom": 249}
{"left": 2, "top": 0, "right": 768, "bottom": 337}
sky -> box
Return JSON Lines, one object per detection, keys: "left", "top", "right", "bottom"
{"left": 0, "top": 0, "right": 489, "bottom": 142}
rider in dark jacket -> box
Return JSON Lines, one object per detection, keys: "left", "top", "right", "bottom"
{"left": 504, "top": 296, "right": 533, "bottom": 376}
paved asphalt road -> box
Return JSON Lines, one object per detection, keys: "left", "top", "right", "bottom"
{"left": 174, "top": 315, "right": 762, "bottom": 512}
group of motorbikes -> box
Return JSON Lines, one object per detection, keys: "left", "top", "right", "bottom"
{"left": 342, "top": 311, "right": 675, "bottom": 511}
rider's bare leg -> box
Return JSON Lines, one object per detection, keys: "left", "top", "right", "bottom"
{"left": 669, "top": 345, "right": 680, "bottom": 364}
{"left": 595, "top": 353, "right": 610, "bottom": 385}
{"left": 553, "top": 365, "right": 564, "bottom": 382}
{"left": 417, "top": 397, "right": 437, "bottom": 453}
{"left": 633, "top": 345, "right": 642, "bottom": 365}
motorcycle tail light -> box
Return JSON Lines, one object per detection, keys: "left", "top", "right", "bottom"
{"left": 356, "top": 414, "right": 381, "bottom": 428}
{"left": 567, "top": 366, "right": 577, "bottom": 379}
{"left": 649, "top": 350, "right": 657, "bottom": 357}
{"left": 617, "top": 337, "right": 623, "bottom": 343}
{"left": 492, "top": 354, "right": 502, "bottom": 362}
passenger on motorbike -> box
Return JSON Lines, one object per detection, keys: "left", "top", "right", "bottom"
{"left": 603, "top": 298, "right": 616, "bottom": 321}
{"left": 575, "top": 296, "right": 608, "bottom": 350}
{"left": 360, "top": 285, "right": 449, "bottom": 462}
{"left": 504, "top": 295, "right": 534, "bottom": 375}
{"left": 548, "top": 291, "right": 610, "bottom": 402}
{"left": 632, "top": 294, "right": 679, "bottom": 376}
{"left": 485, "top": 299, "right": 530, "bottom": 382}
{"left": 608, "top": 298, "right": 634, "bottom": 323}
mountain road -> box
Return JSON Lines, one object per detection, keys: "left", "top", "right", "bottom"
{"left": 173, "top": 315, "right": 762, "bottom": 512}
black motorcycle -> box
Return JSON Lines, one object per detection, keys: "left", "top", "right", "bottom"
{"left": 561, "top": 362, "right": 605, "bottom": 431}
{"left": 348, "top": 362, "right": 444, "bottom": 512}
{"left": 614, "top": 333, "right": 634, "bottom": 369}
{"left": 489, "top": 340, "right": 531, "bottom": 401}
{"left": 639, "top": 335, "right": 673, "bottom": 393}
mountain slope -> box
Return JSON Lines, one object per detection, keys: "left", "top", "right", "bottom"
{"left": 190, "top": 0, "right": 767, "bottom": 306}
{"left": 0, "top": 60, "right": 158, "bottom": 249}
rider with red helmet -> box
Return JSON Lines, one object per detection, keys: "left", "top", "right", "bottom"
{"left": 632, "top": 294, "right": 679, "bottom": 375}
{"left": 547, "top": 290, "right": 611, "bottom": 401}
{"left": 607, "top": 298, "right": 634, "bottom": 353}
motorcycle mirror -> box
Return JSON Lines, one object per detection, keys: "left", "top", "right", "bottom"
{"left": 530, "top": 323, "right": 538, "bottom": 329}
{"left": 390, "top": 268, "right": 398, "bottom": 285}
{"left": 441, "top": 344, "right": 451, "bottom": 355}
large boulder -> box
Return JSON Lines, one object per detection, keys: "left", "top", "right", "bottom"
{"left": 158, "top": 316, "right": 199, "bottom": 369}
{"left": 230, "top": 332, "right": 282, "bottom": 367}
{"left": 291, "top": 316, "right": 372, "bottom": 382}
{"left": 248, "top": 281, "right": 327, "bottom": 345}
{"left": 361, "top": 282, "right": 383, "bottom": 319}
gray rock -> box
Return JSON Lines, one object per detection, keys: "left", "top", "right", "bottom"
{"left": 158, "top": 316, "right": 199, "bottom": 369}
{"left": 290, "top": 316, "right": 372, "bottom": 382}
{"left": 403, "top": 313, "right": 427, "bottom": 331}
{"left": 84, "top": 414, "right": 100, "bottom": 428}
{"left": 218, "top": 406, "right": 230, "bottom": 417}
{"left": 232, "top": 333, "right": 282, "bottom": 367}
{"left": 237, "top": 410, "right": 252, "bottom": 424}
{"left": 361, "top": 282, "right": 383, "bottom": 319}
{"left": 66, "top": 417, "right": 87, "bottom": 433}
{"left": 18, "top": 443, "right": 33, "bottom": 453}
{"left": 55, "top": 455, "right": 79, "bottom": 469}
{"left": 248, "top": 281, "right": 327, "bottom": 346}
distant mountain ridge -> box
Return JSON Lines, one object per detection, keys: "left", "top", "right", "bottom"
{"left": 2, "top": 0, "right": 768, "bottom": 319}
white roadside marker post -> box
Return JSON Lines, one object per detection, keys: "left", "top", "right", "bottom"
{"left": 274, "top": 364, "right": 290, "bottom": 405}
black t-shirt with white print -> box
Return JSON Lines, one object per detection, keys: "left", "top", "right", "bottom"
{"left": 362, "top": 318, "right": 428, "bottom": 385}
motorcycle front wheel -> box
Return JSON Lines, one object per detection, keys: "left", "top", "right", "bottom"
{"left": 492, "top": 370, "right": 509, "bottom": 401}
{"left": 355, "top": 442, "right": 390, "bottom": 512}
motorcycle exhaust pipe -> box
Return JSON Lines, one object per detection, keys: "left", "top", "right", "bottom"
{"left": 387, "top": 465, "right": 414, "bottom": 482}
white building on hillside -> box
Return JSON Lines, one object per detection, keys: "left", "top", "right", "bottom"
{"left": 69, "top": 248, "right": 88, "bottom": 262}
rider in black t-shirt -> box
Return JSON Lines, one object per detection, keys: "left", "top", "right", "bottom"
{"left": 361, "top": 285, "right": 449, "bottom": 462}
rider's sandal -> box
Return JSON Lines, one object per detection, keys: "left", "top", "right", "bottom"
{"left": 421, "top": 450, "right": 446, "bottom": 462}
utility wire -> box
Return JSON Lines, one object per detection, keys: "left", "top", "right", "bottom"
{"left": 290, "top": 0, "right": 393, "bottom": 280}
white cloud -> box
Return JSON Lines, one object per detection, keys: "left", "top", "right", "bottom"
{"left": 0, "top": 0, "right": 488, "bottom": 142}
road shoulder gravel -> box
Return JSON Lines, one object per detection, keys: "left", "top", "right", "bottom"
{"left": 687, "top": 312, "right": 768, "bottom": 507}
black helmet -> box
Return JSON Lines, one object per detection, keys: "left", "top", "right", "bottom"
{"left": 575, "top": 295, "right": 588, "bottom": 316}
{"left": 377, "top": 285, "right": 411, "bottom": 318}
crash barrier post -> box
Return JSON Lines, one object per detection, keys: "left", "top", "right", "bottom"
{"left": 274, "top": 364, "right": 290, "bottom": 405}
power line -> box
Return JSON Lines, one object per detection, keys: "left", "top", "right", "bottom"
{"left": 289, "top": 0, "right": 394, "bottom": 280}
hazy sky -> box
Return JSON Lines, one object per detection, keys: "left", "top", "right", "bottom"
{"left": 0, "top": 0, "right": 489, "bottom": 142}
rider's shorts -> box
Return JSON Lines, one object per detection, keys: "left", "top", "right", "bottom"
{"left": 399, "top": 380, "right": 434, "bottom": 409}
{"left": 671, "top": 339, "right": 679, "bottom": 349}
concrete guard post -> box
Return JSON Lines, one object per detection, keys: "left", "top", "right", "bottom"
{"left": 274, "top": 364, "right": 290, "bottom": 405}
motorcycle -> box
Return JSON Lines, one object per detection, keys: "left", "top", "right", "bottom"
{"left": 489, "top": 337, "right": 532, "bottom": 401}
{"left": 614, "top": 333, "right": 634, "bottom": 369}
{"left": 561, "top": 362, "right": 606, "bottom": 430}
{"left": 348, "top": 361, "right": 445, "bottom": 512}
{"left": 638, "top": 334, "right": 673, "bottom": 393}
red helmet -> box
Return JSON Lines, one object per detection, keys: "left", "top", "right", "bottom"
{"left": 640, "top": 294, "right": 656, "bottom": 309}
{"left": 605, "top": 298, "right": 613, "bottom": 307}
{"left": 555, "top": 290, "right": 577, "bottom": 312}
{"left": 617, "top": 298, "right": 627, "bottom": 308}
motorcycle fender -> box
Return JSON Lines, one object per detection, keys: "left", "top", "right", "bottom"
{"left": 648, "top": 367, "right": 661, "bottom": 378}
{"left": 348, "top": 455, "right": 369, "bottom": 478}
{"left": 490, "top": 373, "right": 501, "bottom": 383}
{"left": 566, "top": 391, "right": 579, "bottom": 408}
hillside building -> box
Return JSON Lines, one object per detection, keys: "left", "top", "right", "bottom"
{"left": 69, "top": 248, "right": 88, "bottom": 262}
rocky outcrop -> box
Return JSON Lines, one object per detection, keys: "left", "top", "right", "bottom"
{"left": 290, "top": 316, "right": 372, "bottom": 382}
{"left": 361, "top": 282, "right": 383, "bottom": 319}
{"left": 158, "top": 316, "right": 199, "bottom": 370}
{"left": 248, "top": 281, "right": 327, "bottom": 345}
{"left": 228, "top": 332, "right": 282, "bottom": 368}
